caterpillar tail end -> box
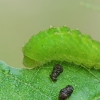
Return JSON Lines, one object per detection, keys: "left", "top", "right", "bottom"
{"left": 23, "top": 56, "right": 41, "bottom": 69}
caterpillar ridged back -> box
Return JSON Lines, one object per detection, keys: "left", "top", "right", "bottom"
{"left": 22, "top": 26, "right": 100, "bottom": 69}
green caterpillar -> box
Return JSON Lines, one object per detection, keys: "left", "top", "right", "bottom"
{"left": 22, "top": 26, "right": 100, "bottom": 69}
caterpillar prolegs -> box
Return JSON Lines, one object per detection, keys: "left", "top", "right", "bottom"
{"left": 22, "top": 26, "right": 100, "bottom": 69}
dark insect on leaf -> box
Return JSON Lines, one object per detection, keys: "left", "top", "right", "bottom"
{"left": 50, "top": 64, "right": 63, "bottom": 81}
{"left": 58, "top": 85, "right": 74, "bottom": 100}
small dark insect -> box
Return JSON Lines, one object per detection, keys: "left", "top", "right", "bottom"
{"left": 50, "top": 64, "right": 63, "bottom": 81}
{"left": 58, "top": 85, "right": 74, "bottom": 100}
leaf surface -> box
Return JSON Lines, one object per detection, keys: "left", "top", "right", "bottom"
{"left": 0, "top": 61, "right": 100, "bottom": 100}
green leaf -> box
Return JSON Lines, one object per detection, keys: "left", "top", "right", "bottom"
{"left": 0, "top": 60, "right": 100, "bottom": 100}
